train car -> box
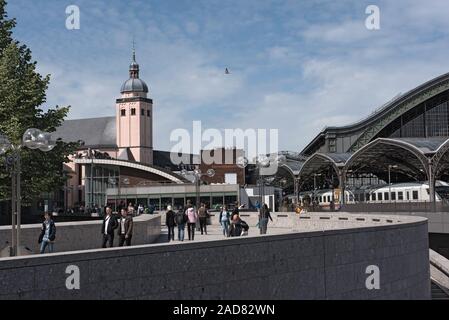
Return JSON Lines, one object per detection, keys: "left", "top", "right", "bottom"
{"left": 298, "top": 181, "right": 449, "bottom": 210}
{"left": 350, "top": 181, "right": 447, "bottom": 203}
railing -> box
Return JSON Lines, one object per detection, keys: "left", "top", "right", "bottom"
{"left": 429, "top": 249, "right": 449, "bottom": 299}
{"left": 338, "top": 202, "right": 449, "bottom": 213}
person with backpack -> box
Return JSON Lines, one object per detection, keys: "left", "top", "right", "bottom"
{"left": 165, "top": 205, "right": 176, "bottom": 242}
{"left": 175, "top": 206, "right": 187, "bottom": 241}
{"left": 186, "top": 203, "right": 198, "bottom": 241}
{"left": 259, "top": 203, "right": 273, "bottom": 235}
{"left": 198, "top": 203, "right": 209, "bottom": 235}
{"left": 219, "top": 205, "right": 230, "bottom": 237}
{"left": 228, "top": 214, "right": 249, "bottom": 237}
{"left": 38, "top": 212, "right": 56, "bottom": 254}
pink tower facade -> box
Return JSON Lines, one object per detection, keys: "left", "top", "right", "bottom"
{"left": 116, "top": 50, "right": 153, "bottom": 165}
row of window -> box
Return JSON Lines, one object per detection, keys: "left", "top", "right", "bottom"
{"left": 355, "top": 190, "right": 419, "bottom": 202}
{"left": 317, "top": 190, "right": 421, "bottom": 203}
{"left": 120, "top": 108, "right": 151, "bottom": 117}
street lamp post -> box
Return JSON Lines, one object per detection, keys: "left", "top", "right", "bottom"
{"left": 388, "top": 165, "right": 398, "bottom": 203}
{"left": 0, "top": 128, "right": 56, "bottom": 256}
{"left": 181, "top": 167, "right": 215, "bottom": 210}
{"left": 243, "top": 154, "right": 285, "bottom": 211}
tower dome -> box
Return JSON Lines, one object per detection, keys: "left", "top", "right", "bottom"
{"left": 120, "top": 49, "right": 149, "bottom": 94}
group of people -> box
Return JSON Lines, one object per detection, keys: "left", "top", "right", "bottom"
{"left": 164, "top": 201, "right": 274, "bottom": 242}
{"left": 165, "top": 202, "right": 208, "bottom": 242}
{"left": 37, "top": 201, "right": 274, "bottom": 254}
{"left": 38, "top": 205, "right": 135, "bottom": 254}
{"left": 101, "top": 206, "right": 134, "bottom": 248}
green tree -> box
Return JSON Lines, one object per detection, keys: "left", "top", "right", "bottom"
{"left": 0, "top": 0, "right": 78, "bottom": 205}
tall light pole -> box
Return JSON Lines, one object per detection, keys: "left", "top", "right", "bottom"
{"left": 0, "top": 128, "right": 56, "bottom": 256}
{"left": 240, "top": 154, "right": 286, "bottom": 211}
{"left": 388, "top": 165, "right": 398, "bottom": 203}
{"left": 181, "top": 167, "right": 215, "bottom": 210}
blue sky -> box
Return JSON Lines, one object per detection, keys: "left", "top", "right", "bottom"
{"left": 6, "top": 0, "right": 449, "bottom": 152}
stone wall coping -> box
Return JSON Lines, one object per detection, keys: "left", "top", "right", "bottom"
{"left": 0, "top": 214, "right": 159, "bottom": 231}
{"left": 0, "top": 213, "right": 427, "bottom": 269}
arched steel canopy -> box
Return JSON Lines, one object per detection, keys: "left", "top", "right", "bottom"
{"left": 344, "top": 138, "right": 430, "bottom": 182}
{"left": 299, "top": 153, "right": 351, "bottom": 179}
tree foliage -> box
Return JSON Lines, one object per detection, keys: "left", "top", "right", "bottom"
{"left": 0, "top": 0, "right": 79, "bottom": 204}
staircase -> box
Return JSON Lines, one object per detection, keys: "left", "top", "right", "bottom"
{"left": 430, "top": 249, "right": 449, "bottom": 300}
{"left": 431, "top": 282, "right": 449, "bottom": 300}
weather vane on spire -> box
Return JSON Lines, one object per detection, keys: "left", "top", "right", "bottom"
{"left": 132, "top": 37, "right": 136, "bottom": 62}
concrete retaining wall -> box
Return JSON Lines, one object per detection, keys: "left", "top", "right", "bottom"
{"left": 0, "top": 215, "right": 161, "bottom": 254}
{"left": 0, "top": 214, "right": 430, "bottom": 300}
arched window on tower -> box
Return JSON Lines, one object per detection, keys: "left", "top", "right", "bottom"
{"left": 121, "top": 109, "right": 126, "bottom": 117}
{"left": 131, "top": 108, "right": 136, "bottom": 116}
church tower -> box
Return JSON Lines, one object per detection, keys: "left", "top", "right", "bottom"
{"left": 116, "top": 48, "right": 153, "bottom": 165}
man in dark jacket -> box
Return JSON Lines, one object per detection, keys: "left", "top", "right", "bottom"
{"left": 101, "top": 206, "right": 118, "bottom": 248}
{"left": 228, "top": 214, "right": 249, "bottom": 237}
{"left": 117, "top": 208, "right": 133, "bottom": 246}
{"left": 198, "top": 203, "right": 209, "bottom": 235}
{"left": 39, "top": 212, "right": 56, "bottom": 254}
{"left": 165, "top": 205, "right": 176, "bottom": 242}
{"left": 259, "top": 203, "right": 273, "bottom": 235}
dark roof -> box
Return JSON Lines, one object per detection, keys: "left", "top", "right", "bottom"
{"left": 120, "top": 78, "right": 149, "bottom": 93}
{"left": 54, "top": 116, "right": 117, "bottom": 148}
{"left": 395, "top": 137, "right": 448, "bottom": 154}
{"left": 153, "top": 150, "right": 198, "bottom": 171}
{"left": 301, "top": 72, "right": 449, "bottom": 155}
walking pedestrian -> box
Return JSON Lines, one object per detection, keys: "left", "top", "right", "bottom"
{"left": 138, "top": 204, "right": 144, "bottom": 215}
{"left": 175, "top": 206, "right": 187, "bottom": 241}
{"left": 230, "top": 202, "right": 240, "bottom": 221}
{"left": 38, "top": 212, "right": 56, "bottom": 254}
{"left": 117, "top": 208, "right": 133, "bottom": 246}
{"left": 259, "top": 203, "right": 273, "bottom": 235}
{"left": 128, "top": 202, "right": 135, "bottom": 216}
{"left": 101, "top": 206, "right": 118, "bottom": 248}
{"left": 198, "top": 203, "right": 209, "bottom": 235}
{"left": 228, "top": 214, "right": 249, "bottom": 237}
{"left": 166, "top": 205, "right": 176, "bottom": 242}
{"left": 219, "top": 205, "right": 230, "bottom": 237}
{"left": 186, "top": 203, "right": 198, "bottom": 240}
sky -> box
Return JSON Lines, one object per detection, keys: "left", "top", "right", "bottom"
{"left": 6, "top": 0, "right": 449, "bottom": 153}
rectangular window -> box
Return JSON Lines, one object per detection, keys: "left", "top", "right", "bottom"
{"left": 384, "top": 192, "right": 389, "bottom": 201}
{"left": 378, "top": 193, "right": 383, "bottom": 201}
{"left": 391, "top": 192, "right": 396, "bottom": 201}
{"left": 412, "top": 190, "right": 419, "bottom": 200}
{"left": 131, "top": 108, "right": 136, "bottom": 116}
{"left": 120, "top": 109, "right": 126, "bottom": 116}
{"left": 141, "top": 108, "right": 144, "bottom": 116}
{"left": 406, "top": 191, "right": 410, "bottom": 200}
{"left": 398, "top": 191, "right": 404, "bottom": 200}
{"left": 319, "top": 196, "right": 322, "bottom": 203}
{"left": 147, "top": 110, "right": 151, "bottom": 117}
{"left": 366, "top": 193, "right": 370, "bottom": 201}
{"left": 371, "top": 193, "right": 376, "bottom": 201}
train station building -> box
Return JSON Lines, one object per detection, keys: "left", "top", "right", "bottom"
{"left": 275, "top": 72, "right": 449, "bottom": 210}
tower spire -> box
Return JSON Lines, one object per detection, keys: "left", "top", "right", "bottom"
{"left": 129, "top": 38, "right": 139, "bottom": 79}
{"left": 132, "top": 37, "right": 136, "bottom": 62}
